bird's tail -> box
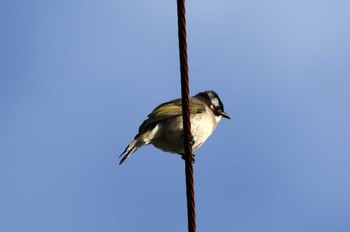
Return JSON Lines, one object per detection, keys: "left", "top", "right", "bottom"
{"left": 119, "top": 138, "right": 145, "bottom": 165}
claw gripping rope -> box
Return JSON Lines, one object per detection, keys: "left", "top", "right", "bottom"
{"left": 177, "top": 0, "right": 196, "bottom": 231}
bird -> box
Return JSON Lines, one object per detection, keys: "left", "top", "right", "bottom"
{"left": 119, "top": 90, "right": 230, "bottom": 164}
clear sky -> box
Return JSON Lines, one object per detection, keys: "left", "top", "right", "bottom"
{"left": 1, "top": 1, "right": 350, "bottom": 231}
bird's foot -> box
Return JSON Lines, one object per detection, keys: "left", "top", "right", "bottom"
{"left": 181, "top": 153, "right": 196, "bottom": 164}
{"left": 180, "top": 133, "right": 195, "bottom": 146}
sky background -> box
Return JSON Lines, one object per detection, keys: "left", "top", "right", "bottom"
{"left": 1, "top": 0, "right": 350, "bottom": 231}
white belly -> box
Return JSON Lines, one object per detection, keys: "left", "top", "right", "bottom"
{"left": 150, "top": 111, "right": 221, "bottom": 154}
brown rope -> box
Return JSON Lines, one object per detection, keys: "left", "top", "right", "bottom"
{"left": 177, "top": 0, "right": 196, "bottom": 231}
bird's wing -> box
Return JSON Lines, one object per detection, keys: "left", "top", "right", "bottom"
{"left": 137, "top": 98, "right": 206, "bottom": 134}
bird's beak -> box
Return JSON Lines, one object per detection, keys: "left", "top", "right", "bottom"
{"left": 220, "top": 111, "right": 231, "bottom": 119}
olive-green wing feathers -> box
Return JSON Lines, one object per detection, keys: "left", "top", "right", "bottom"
{"left": 137, "top": 98, "right": 206, "bottom": 134}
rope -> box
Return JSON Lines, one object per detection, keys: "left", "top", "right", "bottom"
{"left": 177, "top": 0, "right": 196, "bottom": 231}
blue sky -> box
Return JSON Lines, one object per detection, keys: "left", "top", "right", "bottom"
{"left": 1, "top": 1, "right": 350, "bottom": 231}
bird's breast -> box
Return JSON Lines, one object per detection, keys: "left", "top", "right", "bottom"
{"left": 150, "top": 109, "right": 219, "bottom": 153}
{"left": 190, "top": 111, "right": 218, "bottom": 149}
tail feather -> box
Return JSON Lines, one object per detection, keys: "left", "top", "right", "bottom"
{"left": 119, "top": 139, "right": 144, "bottom": 165}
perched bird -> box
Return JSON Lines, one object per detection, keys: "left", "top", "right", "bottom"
{"left": 119, "top": 90, "right": 230, "bottom": 164}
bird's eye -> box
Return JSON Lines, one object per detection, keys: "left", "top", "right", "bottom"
{"left": 214, "top": 107, "right": 222, "bottom": 115}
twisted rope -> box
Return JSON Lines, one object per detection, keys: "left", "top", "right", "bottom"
{"left": 177, "top": 0, "right": 196, "bottom": 231}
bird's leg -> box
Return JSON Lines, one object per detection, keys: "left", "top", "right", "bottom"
{"left": 180, "top": 132, "right": 195, "bottom": 146}
{"left": 180, "top": 153, "right": 185, "bottom": 160}
{"left": 180, "top": 132, "right": 196, "bottom": 164}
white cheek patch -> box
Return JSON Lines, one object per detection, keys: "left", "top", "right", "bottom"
{"left": 211, "top": 98, "right": 219, "bottom": 108}
{"left": 207, "top": 91, "right": 219, "bottom": 107}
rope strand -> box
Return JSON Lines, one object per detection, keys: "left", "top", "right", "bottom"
{"left": 177, "top": 0, "right": 196, "bottom": 231}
